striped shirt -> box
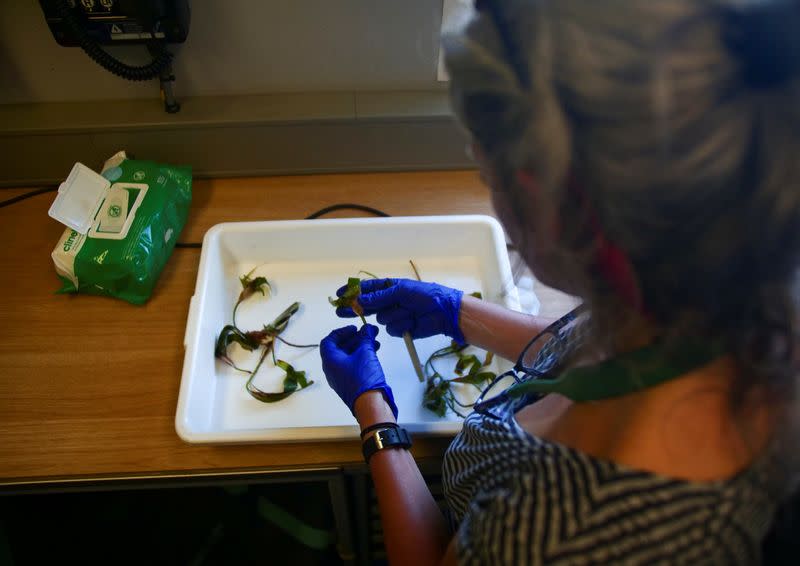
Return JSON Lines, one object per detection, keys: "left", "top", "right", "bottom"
{"left": 442, "top": 332, "right": 779, "bottom": 564}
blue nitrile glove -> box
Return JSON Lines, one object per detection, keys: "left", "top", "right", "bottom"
{"left": 319, "top": 324, "right": 398, "bottom": 419}
{"left": 335, "top": 278, "right": 466, "bottom": 344}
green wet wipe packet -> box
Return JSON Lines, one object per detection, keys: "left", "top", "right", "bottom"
{"left": 50, "top": 156, "right": 192, "bottom": 304}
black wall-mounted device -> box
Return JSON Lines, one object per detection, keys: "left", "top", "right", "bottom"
{"left": 39, "top": 0, "right": 191, "bottom": 112}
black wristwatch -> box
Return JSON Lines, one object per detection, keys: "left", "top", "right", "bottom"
{"left": 362, "top": 426, "right": 412, "bottom": 464}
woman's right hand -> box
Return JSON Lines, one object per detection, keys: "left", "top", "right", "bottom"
{"left": 335, "top": 278, "right": 466, "bottom": 344}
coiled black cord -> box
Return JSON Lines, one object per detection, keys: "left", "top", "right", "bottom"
{"left": 56, "top": 0, "right": 173, "bottom": 81}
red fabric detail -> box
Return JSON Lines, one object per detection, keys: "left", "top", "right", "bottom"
{"left": 595, "top": 235, "right": 643, "bottom": 312}
{"left": 566, "top": 173, "right": 645, "bottom": 313}
{"left": 513, "top": 169, "right": 645, "bottom": 312}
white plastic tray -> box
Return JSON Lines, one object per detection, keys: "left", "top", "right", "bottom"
{"left": 176, "top": 215, "right": 520, "bottom": 443}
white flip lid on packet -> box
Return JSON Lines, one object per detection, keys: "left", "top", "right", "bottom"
{"left": 48, "top": 162, "right": 110, "bottom": 234}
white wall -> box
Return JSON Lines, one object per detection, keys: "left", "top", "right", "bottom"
{"left": 0, "top": 0, "right": 445, "bottom": 104}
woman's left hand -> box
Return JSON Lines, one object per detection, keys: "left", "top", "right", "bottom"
{"left": 320, "top": 324, "right": 398, "bottom": 419}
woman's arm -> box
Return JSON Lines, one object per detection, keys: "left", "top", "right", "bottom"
{"left": 354, "top": 391, "right": 457, "bottom": 566}
{"left": 458, "top": 294, "right": 556, "bottom": 361}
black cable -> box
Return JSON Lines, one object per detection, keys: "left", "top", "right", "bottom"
{"left": 56, "top": 0, "right": 173, "bottom": 82}
{"left": 304, "top": 203, "right": 391, "bottom": 220}
{"left": 174, "top": 204, "right": 393, "bottom": 249}
{"left": 0, "top": 184, "right": 393, "bottom": 248}
{"left": 0, "top": 193, "right": 485, "bottom": 251}
{"left": 0, "top": 186, "right": 57, "bottom": 209}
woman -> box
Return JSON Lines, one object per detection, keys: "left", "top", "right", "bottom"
{"left": 320, "top": 0, "right": 799, "bottom": 563}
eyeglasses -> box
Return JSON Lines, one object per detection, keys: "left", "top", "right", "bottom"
{"left": 474, "top": 0, "right": 531, "bottom": 88}
{"left": 472, "top": 304, "right": 587, "bottom": 417}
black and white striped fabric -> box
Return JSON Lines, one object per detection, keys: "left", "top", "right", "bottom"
{"left": 442, "top": 316, "right": 781, "bottom": 564}
{"left": 443, "top": 393, "right": 777, "bottom": 564}
{"left": 442, "top": 321, "right": 779, "bottom": 566}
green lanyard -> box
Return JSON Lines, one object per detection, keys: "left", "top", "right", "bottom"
{"left": 505, "top": 340, "right": 726, "bottom": 402}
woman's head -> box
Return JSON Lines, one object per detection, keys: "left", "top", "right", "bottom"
{"left": 445, "top": 0, "right": 800, "bottom": 398}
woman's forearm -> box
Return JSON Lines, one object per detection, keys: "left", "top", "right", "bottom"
{"left": 458, "top": 294, "right": 556, "bottom": 361}
{"left": 354, "top": 392, "right": 452, "bottom": 566}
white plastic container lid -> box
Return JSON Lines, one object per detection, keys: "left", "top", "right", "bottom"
{"left": 48, "top": 163, "right": 110, "bottom": 234}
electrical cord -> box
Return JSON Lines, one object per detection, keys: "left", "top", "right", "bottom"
{"left": 175, "top": 204, "right": 393, "bottom": 249}
{"left": 0, "top": 186, "right": 58, "bottom": 209}
{"left": 0, "top": 187, "right": 392, "bottom": 245}
{"left": 56, "top": 0, "right": 173, "bottom": 82}
{"left": 0, "top": 192, "right": 513, "bottom": 251}
{"left": 298, "top": 204, "right": 517, "bottom": 251}
{"left": 304, "top": 203, "right": 390, "bottom": 220}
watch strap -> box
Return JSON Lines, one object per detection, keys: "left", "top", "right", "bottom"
{"left": 362, "top": 426, "right": 412, "bottom": 463}
{"left": 360, "top": 421, "right": 398, "bottom": 440}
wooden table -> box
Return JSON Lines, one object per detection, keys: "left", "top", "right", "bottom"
{"left": 0, "top": 170, "right": 495, "bottom": 487}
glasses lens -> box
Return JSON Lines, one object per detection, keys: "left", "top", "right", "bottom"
{"left": 519, "top": 332, "right": 556, "bottom": 370}
{"left": 478, "top": 370, "right": 517, "bottom": 403}
{"left": 519, "top": 306, "right": 587, "bottom": 372}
